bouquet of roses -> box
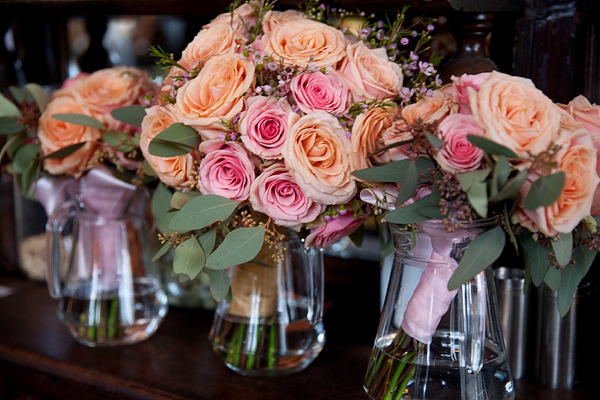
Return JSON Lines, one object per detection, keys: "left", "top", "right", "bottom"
{"left": 357, "top": 71, "right": 600, "bottom": 316}
{"left": 0, "top": 67, "right": 159, "bottom": 202}
{"left": 143, "top": 0, "right": 439, "bottom": 301}
{"left": 358, "top": 72, "right": 600, "bottom": 398}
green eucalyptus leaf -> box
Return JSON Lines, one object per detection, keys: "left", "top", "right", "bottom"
{"left": 386, "top": 195, "right": 434, "bottom": 224}
{"left": 467, "top": 135, "right": 518, "bottom": 158}
{"left": 4, "top": 132, "right": 26, "bottom": 160}
{"left": 148, "top": 123, "right": 200, "bottom": 157}
{"left": 170, "top": 194, "right": 238, "bottom": 232}
{"left": 52, "top": 113, "right": 105, "bottom": 130}
{"left": 9, "top": 86, "right": 27, "bottom": 104}
{"left": 25, "top": 83, "right": 48, "bottom": 112}
{"left": 152, "top": 183, "right": 174, "bottom": 234}
{"left": 524, "top": 172, "right": 565, "bottom": 211}
{"left": 488, "top": 169, "right": 528, "bottom": 203}
{"left": 544, "top": 265, "right": 561, "bottom": 290}
{"left": 0, "top": 92, "right": 21, "bottom": 117}
{"left": 170, "top": 190, "right": 202, "bottom": 209}
{"left": 367, "top": 138, "right": 413, "bottom": 158}
{"left": 557, "top": 255, "right": 588, "bottom": 317}
{"left": 551, "top": 232, "right": 572, "bottom": 268}
{"left": 110, "top": 105, "right": 147, "bottom": 127}
{"left": 103, "top": 131, "right": 125, "bottom": 147}
{"left": 353, "top": 158, "right": 434, "bottom": 183}
{"left": 207, "top": 269, "right": 231, "bottom": 301}
{"left": 206, "top": 226, "right": 266, "bottom": 270}
{"left": 395, "top": 160, "right": 419, "bottom": 206}
{"left": 13, "top": 143, "right": 40, "bottom": 173}
{"left": 504, "top": 204, "right": 519, "bottom": 252}
{"left": 142, "top": 160, "right": 157, "bottom": 176}
{"left": 40, "top": 142, "right": 86, "bottom": 159}
{"left": 425, "top": 132, "right": 443, "bottom": 149}
{"left": 173, "top": 238, "right": 205, "bottom": 280}
{"left": 198, "top": 228, "right": 217, "bottom": 255}
{"left": 0, "top": 116, "right": 25, "bottom": 135}
{"left": 448, "top": 226, "right": 505, "bottom": 290}
{"left": 349, "top": 224, "right": 365, "bottom": 247}
{"left": 21, "top": 159, "right": 40, "bottom": 194}
{"left": 151, "top": 242, "right": 172, "bottom": 262}
{"left": 456, "top": 168, "right": 491, "bottom": 193}
{"left": 493, "top": 156, "right": 512, "bottom": 191}
{"left": 467, "top": 181, "right": 488, "bottom": 218}
{"left": 519, "top": 232, "right": 551, "bottom": 286}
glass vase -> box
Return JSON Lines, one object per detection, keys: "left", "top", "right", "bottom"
{"left": 209, "top": 230, "right": 325, "bottom": 376}
{"left": 364, "top": 220, "right": 514, "bottom": 399}
{"left": 46, "top": 181, "right": 168, "bottom": 346}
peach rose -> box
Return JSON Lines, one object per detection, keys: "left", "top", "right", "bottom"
{"left": 140, "top": 105, "right": 198, "bottom": 189}
{"left": 203, "top": 3, "right": 256, "bottom": 31}
{"left": 69, "top": 67, "right": 149, "bottom": 120}
{"left": 380, "top": 91, "right": 453, "bottom": 161}
{"left": 249, "top": 163, "right": 323, "bottom": 229}
{"left": 37, "top": 94, "right": 102, "bottom": 177}
{"left": 350, "top": 105, "right": 397, "bottom": 171}
{"left": 261, "top": 19, "right": 347, "bottom": 67}
{"left": 281, "top": 112, "right": 356, "bottom": 205}
{"left": 338, "top": 41, "right": 403, "bottom": 101}
{"left": 238, "top": 96, "right": 299, "bottom": 159}
{"left": 181, "top": 24, "right": 244, "bottom": 67}
{"left": 470, "top": 71, "right": 561, "bottom": 158}
{"left": 402, "top": 91, "right": 453, "bottom": 126}
{"left": 512, "top": 129, "right": 599, "bottom": 236}
{"left": 435, "top": 114, "right": 485, "bottom": 174}
{"left": 174, "top": 54, "right": 254, "bottom": 139}
{"left": 262, "top": 9, "right": 307, "bottom": 33}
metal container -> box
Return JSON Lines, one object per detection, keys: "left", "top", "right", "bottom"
{"left": 494, "top": 267, "right": 531, "bottom": 379}
{"left": 535, "top": 281, "right": 593, "bottom": 389}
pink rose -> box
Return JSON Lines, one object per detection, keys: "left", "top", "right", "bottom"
{"left": 238, "top": 96, "right": 299, "bottom": 159}
{"left": 249, "top": 163, "right": 323, "bottom": 228}
{"left": 451, "top": 73, "right": 492, "bottom": 103}
{"left": 198, "top": 140, "right": 256, "bottom": 201}
{"left": 512, "top": 129, "right": 600, "bottom": 236}
{"left": 290, "top": 71, "right": 349, "bottom": 115}
{"left": 305, "top": 205, "right": 367, "bottom": 248}
{"left": 435, "top": 114, "right": 485, "bottom": 174}
{"left": 337, "top": 41, "right": 403, "bottom": 101}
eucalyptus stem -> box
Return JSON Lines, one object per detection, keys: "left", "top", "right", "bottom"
{"left": 267, "top": 318, "right": 276, "bottom": 369}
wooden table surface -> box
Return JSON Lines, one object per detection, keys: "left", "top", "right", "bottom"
{"left": 0, "top": 276, "right": 593, "bottom": 400}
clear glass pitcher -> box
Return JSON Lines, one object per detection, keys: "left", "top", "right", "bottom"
{"left": 46, "top": 182, "right": 168, "bottom": 346}
{"left": 364, "top": 221, "right": 514, "bottom": 399}
{"left": 209, "top": 230, "right": 325, "bottom": 376}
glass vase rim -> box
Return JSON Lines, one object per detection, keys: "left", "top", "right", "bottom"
{"left": 388, "top": 217, "right": 499, "bottom": 231}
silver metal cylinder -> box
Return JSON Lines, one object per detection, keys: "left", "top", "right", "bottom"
{"left": 534, "top": 281, "right": 592, "bottom": 389}
{"left": 494, "top": 267, "right": 530, "bottom": 380}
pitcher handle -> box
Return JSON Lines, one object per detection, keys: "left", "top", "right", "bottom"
{"left": 45, "top": 201, "right": 77, "bottom": 299}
